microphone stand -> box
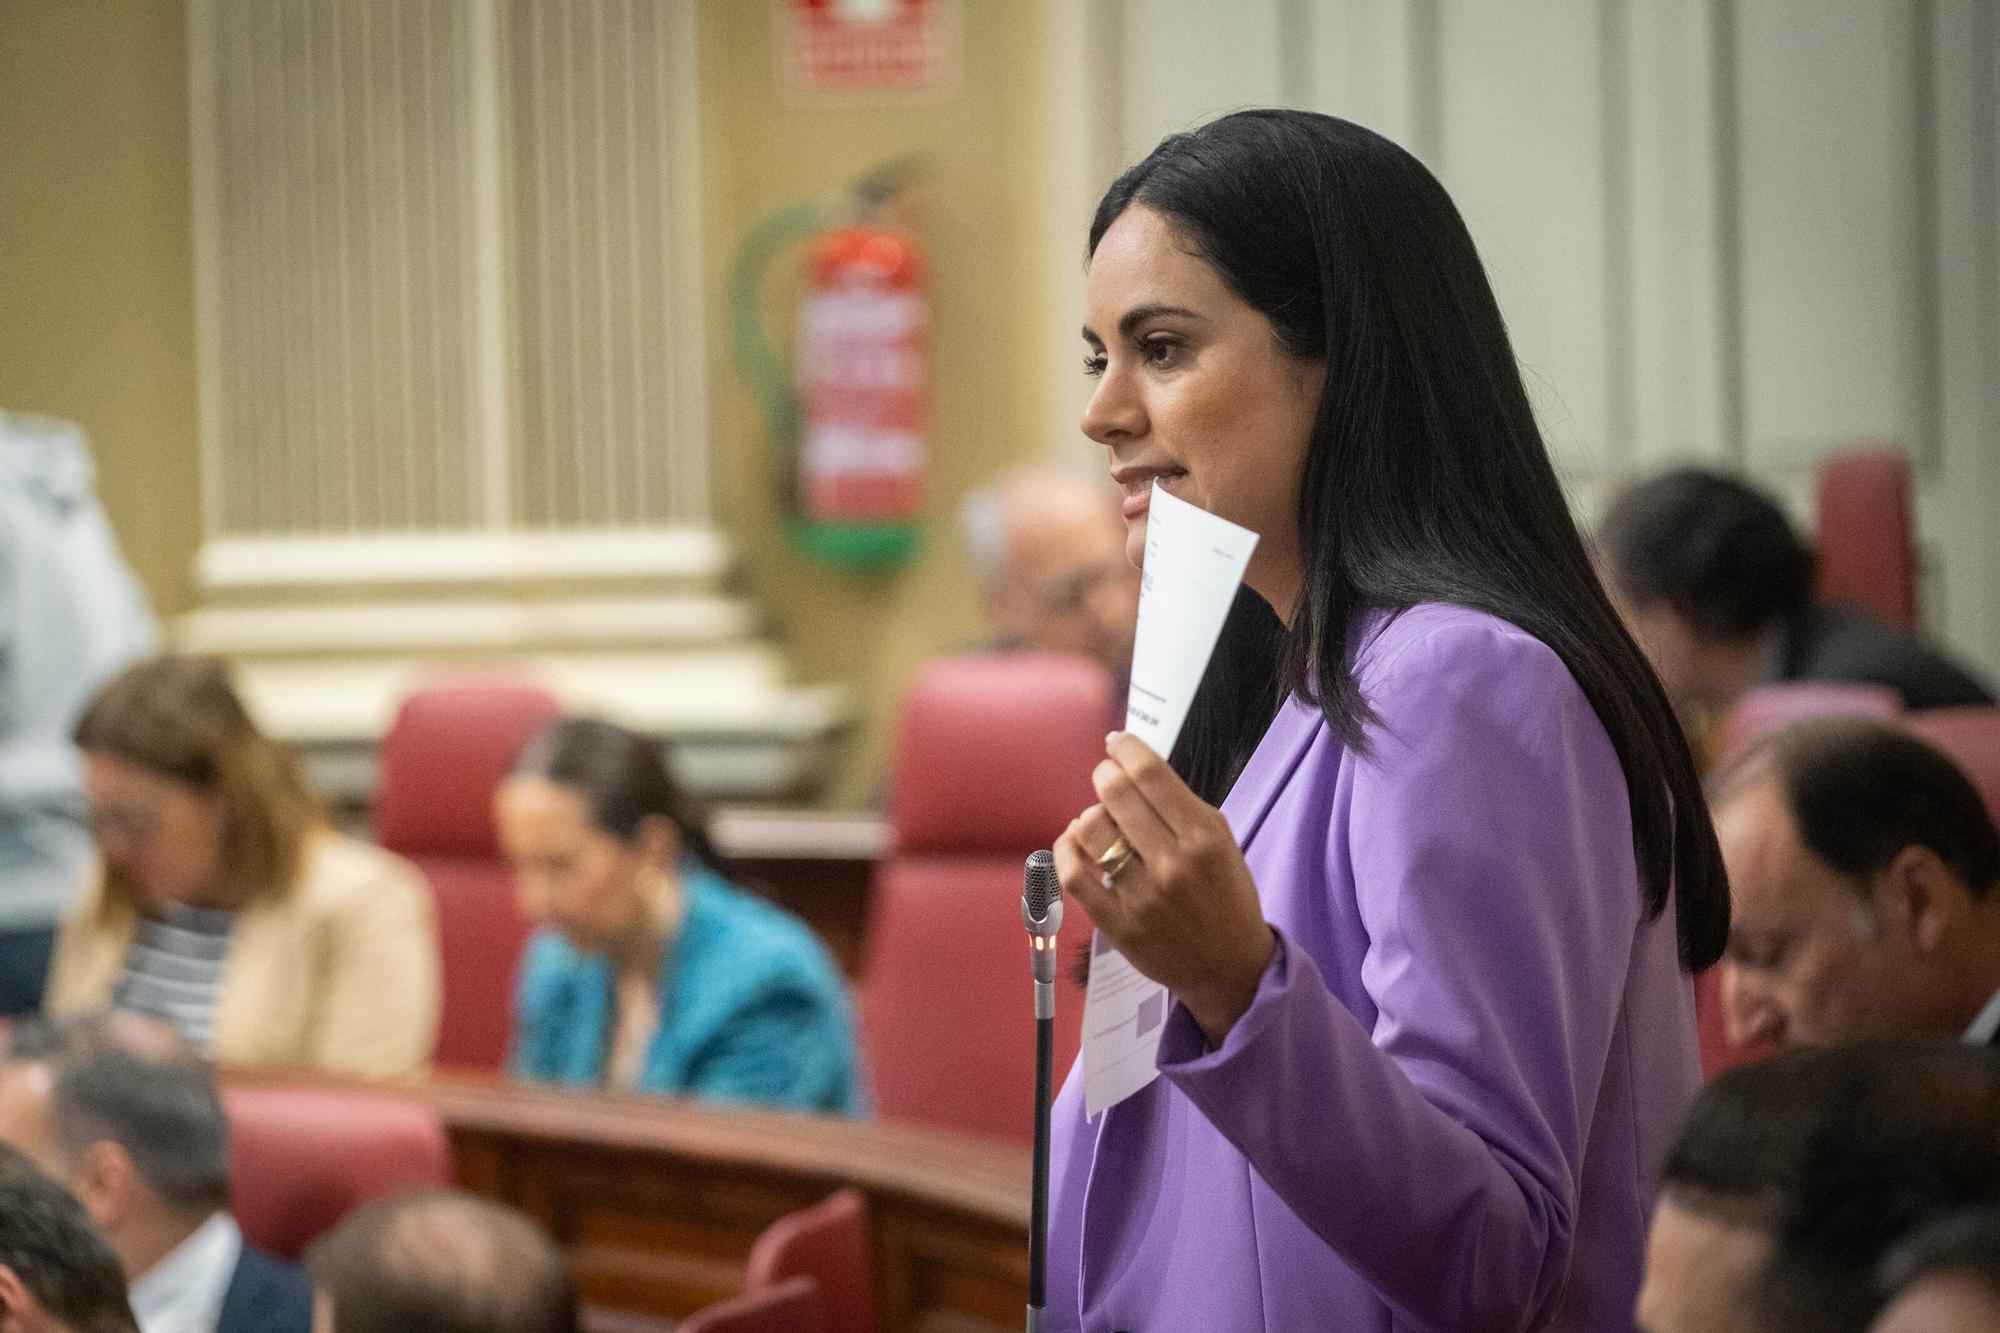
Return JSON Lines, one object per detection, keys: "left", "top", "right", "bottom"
{"left": 1022, "top": 850, "right": 1062, "bottom": 1333}
{"left": 1030, "top": 957, "right": 1055, "bottom": 1331}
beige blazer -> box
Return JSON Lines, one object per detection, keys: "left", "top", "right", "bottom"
{"left": 46, "top": 831, "right": 441, "bottom": 1079}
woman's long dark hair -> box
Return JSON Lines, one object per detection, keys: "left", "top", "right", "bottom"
{"left": 514, "top": 716, "right": 726, "bottom": 876}
{"left": 1092, "top": 110, "right": 1728, "bottom": 970}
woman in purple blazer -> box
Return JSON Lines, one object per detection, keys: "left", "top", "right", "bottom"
{"left": 1050, "top": 111, "right": 1732, "bottom": 1331}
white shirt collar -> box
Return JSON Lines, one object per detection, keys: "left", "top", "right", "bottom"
{"left": 130, "top": 1210, "right": 242, "bottom": 1333}
{"left": 1962, "top": 985, "right": 2000, "bottom": 1047}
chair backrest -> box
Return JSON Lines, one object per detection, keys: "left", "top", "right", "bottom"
{"left": 744, "top": 1190, "right": 871, "bottom": 1333}
{"left": 223, "top": 1085, "right": 453, "bottom": 1260}
{"left": 885, "top": 652, "right": 1115, "bottom": 857}
{"left": 1693, "top": 966, "right": 1773, "bottom": 1082}
{"left": 1903, "top": 707, "right": 2000, "bottom": 830}
{"left": 860, "top": 654, "right": 1109, "bottom": 1141}
{"left": 677, "top": 1276, "right": 823, "bottom": 1333}
{"left": 375, "top": 679, "right": 562, "bottom": 1069}
{"left": 376, "top": 678, "right": 563, "bottom": 858}
{"left": 423, "top": 859, "right": 542, "bottom": 1069}
{"left": 1815, "top": 446, "right": 1918, "bottom": 631}
{"left": 1718, "top": 681, "right": 1903, "bottom": 764}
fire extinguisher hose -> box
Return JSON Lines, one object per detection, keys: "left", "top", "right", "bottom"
{"left": 726, "top": 198, "right": 832, "bottom": 499}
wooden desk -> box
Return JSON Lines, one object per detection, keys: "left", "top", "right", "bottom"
{"left": 226, "top": 1070, "right": 1028, "bottom": 1331}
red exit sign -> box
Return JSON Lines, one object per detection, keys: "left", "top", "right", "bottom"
{"left": 778, "top": 0, "right": 959, "bottom": 99}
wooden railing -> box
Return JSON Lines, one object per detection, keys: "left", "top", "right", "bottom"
{"left": 223, "top": 1069, "right": 1028, "bottom": 1331}
{"left": 709, "top": 807, "right": 887, "bottom": 975}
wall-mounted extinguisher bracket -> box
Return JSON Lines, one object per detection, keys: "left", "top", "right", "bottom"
{"left": 728, "top": 162, "right": 929, "bottom": 570}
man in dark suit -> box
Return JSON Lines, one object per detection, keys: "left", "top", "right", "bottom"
{"left": 1709, "top": 718, "right": 2000, "bottom": 1051}
{"left": 211, "top": 1243, "right": 311, "bottom": 1333}
{"left": 0, "top": 1014, "right": 311, "bottom": 1333}
{"left": 1597, "top": 467, "right": 1992, "bottom": 731}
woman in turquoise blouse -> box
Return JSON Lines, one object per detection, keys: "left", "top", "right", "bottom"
{"left": 498, "top": 717, "right": 860, "bottom": 1113}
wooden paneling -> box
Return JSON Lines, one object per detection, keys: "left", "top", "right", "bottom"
{"left": 713, "top": 807, "right": 887, "bottom": 976}
{"left": 226, "top": 1070, "right": 1028, "bottom": 1331}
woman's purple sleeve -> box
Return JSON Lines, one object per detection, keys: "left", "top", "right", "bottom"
{"left": 1159, "top": 618, "right": 1643, "bottom": 1331}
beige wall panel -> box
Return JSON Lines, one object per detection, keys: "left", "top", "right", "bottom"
{"left": 1086, "top": 0, "right": 2000, "bottom": 680}
{"left": 1293, "top": 0, "right": 1441, "bottom": 160}
{"left": 0, "top": 0, "right": 200, "bottom": 615}
{"left": 697, "top": 0, "right": 1061, "bottom": 804}
{"left": 1434, "top": 0, "right": 1618, "bottom": 485}
{"left": 1621, "top": 0, "right": 1737, "bottom": 469}
{"left": 1735, "top": 2, "right": 1932, "bottom": 469}
{"left": 1116, "top": 0, "right": 1290, "bottom": 156}
{"left": 1926, "top": 0, "right": 2000, "bottom": 668}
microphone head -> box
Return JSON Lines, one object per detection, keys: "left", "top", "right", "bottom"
{"left": 1023, "top": 849, "right": 1061, "bottom": 924}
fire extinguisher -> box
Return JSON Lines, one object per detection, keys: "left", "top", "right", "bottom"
{"left": 729, "top": 161, "right": 926, "bottom": 568}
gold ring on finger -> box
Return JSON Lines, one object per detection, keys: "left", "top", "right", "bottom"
{"left": 1095, "top": 834, "right": 1137, "bottom": 880}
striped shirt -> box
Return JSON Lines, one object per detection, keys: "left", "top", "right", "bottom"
{"left": 111, "top": 904, "right": 236, "bottom": 1053}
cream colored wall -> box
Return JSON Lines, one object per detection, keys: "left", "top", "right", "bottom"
{"left": 22, "top": 0, "right": 1987, "bottom": 811}
{"left": 1071, "top": 0, "right": 2000, "bottom": 681}
{"left": 0, "top": 0, "right": 200, "bottom": 618}
{"left": 696, "top": 0, "right": 1067, "bottom": 805}
{"left": 0, "top": 0, "right": 1073, "bottom": 806}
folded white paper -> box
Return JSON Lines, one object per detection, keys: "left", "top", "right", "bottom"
{"left": 1083, "top": 482, "right": 1259, "bottom": 1118}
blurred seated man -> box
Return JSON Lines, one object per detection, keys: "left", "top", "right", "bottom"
{"left": 961, "top": 467, "right": 1140, "bottom": 696}
{"left": 304, "top": 1190, "right": 576, "bottom": 1333}
{"left": 1597, "top": 468, "right": 1990, "bottom": 732}
{"left": 1711, "top": 717, "right": 2000, "bottom": 1049}
{"left": 1872, "top": 1207, "right": 2000, "bottom": 1333}
{"left": 0, "top": 1013, "right": 312, "bottom": 1333}
{"left": 1638, "top": 1038, "right": 2000, "bottom": 1333}
{"left": 0, "top": 1140, "right": 137, "bottom": 1333}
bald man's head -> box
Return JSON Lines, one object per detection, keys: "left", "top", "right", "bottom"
{"left": 1710, "top": 718, "right": 2000, "bottom": 1049}
{"left": 961, "top": 467, "right": 1138, "bottom": 677}
{"left": 306, "top": 1191, "right": 575, "bottom": 1333}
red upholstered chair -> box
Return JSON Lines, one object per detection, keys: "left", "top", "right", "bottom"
{"left": 1693, "top": 967, "right": 1771, "bottom": 1082}
{"left": 1904, "top": 708, "right": 2000, "bottom": 829}
{"left": 1717, "top": 682, "right": 1903, "bottom": 765}
{"left": 744, "top": 1189, "right": 871, "bottom": 1333}
{"left": 858, "top": 653, "right": 1110, "bottom": 1141}
{"left": 375, "top": 678, "right": 562, "bottom": 1069}
{"left": 1815, "top": 446, "right": 1918, "bottom": 631}
{"left": 222, "top": 1085, "right": 452, "bottom": 1259}
{"left": 678, "top": 1276, "right": 823, "bottom": 1333}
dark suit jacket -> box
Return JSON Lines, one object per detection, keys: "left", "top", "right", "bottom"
{"left": 1775, "top": 604, "right": 1994, "bottom": 710}
{"left": 216, "top": 1243, "right": 314, "bottom": 1333}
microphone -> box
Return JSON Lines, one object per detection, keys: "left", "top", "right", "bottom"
{"left": 1023, "top": 849, "right": 1064, "bottom": 997}
{"left": 1023, "top": 850, "right": 1061, "bottom": 1332}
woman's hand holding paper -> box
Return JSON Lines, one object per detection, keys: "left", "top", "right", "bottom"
{"left": 1055, "top": 731, "right": 1275, "bottom": 1044}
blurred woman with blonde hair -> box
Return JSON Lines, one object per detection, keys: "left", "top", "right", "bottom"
{"left": 44, "top": 656, "right": 439, "bottom": 1077}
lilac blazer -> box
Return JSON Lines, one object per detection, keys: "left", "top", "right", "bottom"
{"left": 1046, "top": 604, "right": 1700, "bottom": 1331}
